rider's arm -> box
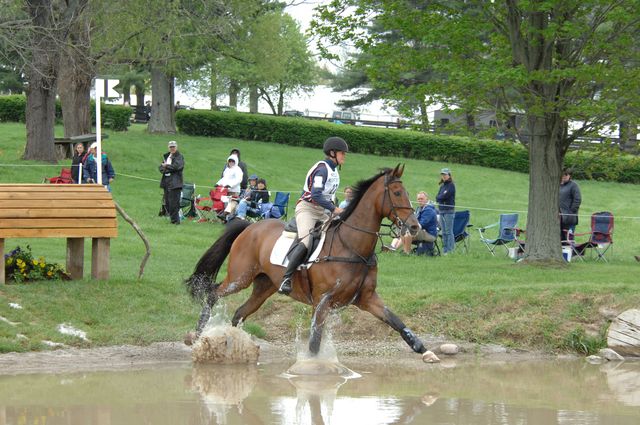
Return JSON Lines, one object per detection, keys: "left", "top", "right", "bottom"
{"left": 309, "top": 167, "right": 336, "bottom": 212}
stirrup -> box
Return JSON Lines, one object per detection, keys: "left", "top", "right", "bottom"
{"left": 278, "top": 277, "right": 292, "bottom": 295}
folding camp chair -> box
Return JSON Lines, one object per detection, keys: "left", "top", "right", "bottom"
{"left": 44, "top": 168, "right": 73, "bottom": 184}
{"left": 179, "top": 183, "right": 197, "bottom": 220}
{"left": 452, "top": 210, "right": 472, "bottom": 253}
{"left": 478, "top": 213, "right": 519, "bottom": 255}
{"left": 195, "top": 186, "right": 228, "bottom": 222}
{"left": 270, "top": 191, "right": 290, "bottom": 220}
{"left": 572, "top": 211, "right": 614, "bottom": 262}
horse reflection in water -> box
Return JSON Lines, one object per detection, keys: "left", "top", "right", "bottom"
{"left": 185, "top": 165, "right": 439, "bottom": 362}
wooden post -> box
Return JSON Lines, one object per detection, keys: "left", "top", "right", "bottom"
{"left": 91, "top": 238, "right": 110, "bottom": 280}
{"left": 66, "top": 238, "right": 85, "bottom": 280}
{"left": 0, "top": 238, "right": 5, "bottom": 284}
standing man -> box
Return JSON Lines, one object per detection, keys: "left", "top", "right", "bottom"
{"left": 436, "top": 168, "right": 456, "bottom": 254}
{"left": 559, "top": 167, "right": 581, "bottom": 241}
{"left": 160, "top": 140, "right": 184, "bottom": 225}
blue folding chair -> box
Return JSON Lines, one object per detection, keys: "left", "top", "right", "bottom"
{"left": 478, "top": 213, "right": 519, "bottom": 255}
{"left": 270, "top": 191, "right": 290, "bottom": 220}
{"left": 452, "top": 210, "right": 472, "bottom": 253}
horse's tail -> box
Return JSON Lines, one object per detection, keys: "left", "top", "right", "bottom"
{"left": 184, "top": 219, "right": 251, "bottom": 302}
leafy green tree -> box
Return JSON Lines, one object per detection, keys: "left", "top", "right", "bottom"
{"left": 313, "top": 0, "right": 640, "bottom": 262}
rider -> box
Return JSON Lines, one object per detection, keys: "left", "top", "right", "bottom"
{"left": 278, "top": 136, "right": 349, "bottom": 295}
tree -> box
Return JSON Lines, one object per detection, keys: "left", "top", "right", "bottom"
{"left": 313, "top": 0, "right": 640, "bottom": 262}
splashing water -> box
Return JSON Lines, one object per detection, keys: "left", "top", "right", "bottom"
{"left": 285, "top": 312, "right": 360, "bottom": 379}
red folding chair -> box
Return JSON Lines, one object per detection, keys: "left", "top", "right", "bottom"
{"left": 44, "top": 168, "right": 73, "bottom": 184}
{"left": 195, "top": 186, "right": 228, "bottom": 222}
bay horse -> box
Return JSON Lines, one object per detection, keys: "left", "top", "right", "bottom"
{"left": 185, "top": 165, "right": 440, "bottom": 362}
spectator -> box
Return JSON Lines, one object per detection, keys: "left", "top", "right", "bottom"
{"left": 278, "top": 137, "right": 348, "bottom": 295}
{"left": 236, "top": 178, "right": 270, "bottom": 220}
{"left": 144, "top": 100, "right": 152, "bottom": 120}
{"left": 436, "top": 168, "right": 456, "bottom": 254}
{"left": 391, "top": 192, "right": 438, "bottom": 255}
{"left": 159, "top": 140, "right": 184, "bottom": 225}
{"left": 559, "top": 167, "right": 582, "bottom": 241}
{"left": 339, "top": 186, "right": 354, "bottom": 209}
{"left": 222, "top": 148, "right": 249, "bottom": 192}
{"left": 216, "top": 154, "right": 243, "bottom": 217}
{"left": 83, "top": 142, "right": 115, "bottom": 191}
{"left": 71, "top": 142, "right": 88, "bottom": 183}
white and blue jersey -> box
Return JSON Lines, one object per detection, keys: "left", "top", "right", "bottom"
{"left": 300, "top": 160, "right": 339, "bottom": 212}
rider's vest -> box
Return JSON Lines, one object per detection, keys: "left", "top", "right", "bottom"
{"left": 301, "top": 161, "right": 340, "bottom": 206}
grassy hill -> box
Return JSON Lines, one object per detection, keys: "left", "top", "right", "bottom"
{"left": 1, "top": 122, "right": 639, "bottom": 355}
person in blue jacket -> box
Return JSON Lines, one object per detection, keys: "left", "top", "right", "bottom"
{"left": 391, "top": 191, "right": 438, "bottom": 254}
{"left": 83, "top": 142, "right": 115, "bottom": 191}
{"left": 436, "top": 168, "right": 456, "bottom": 254}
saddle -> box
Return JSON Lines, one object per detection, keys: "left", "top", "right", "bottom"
{"left": 270, "top": 219, "right": 325, "bottom": 267}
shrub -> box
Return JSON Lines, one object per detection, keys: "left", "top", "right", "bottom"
{"left": 0, "top": 95, "right": 131, "bottom": 131}
{"left": 4, "top": 246, "right": 71, "bottom": 283}
{"left": 177, "top": 110, "right": 640, "bottom": 184}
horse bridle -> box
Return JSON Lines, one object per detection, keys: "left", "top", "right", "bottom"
{"left": 381, "top": 173, "right": 416, "bottom": 234}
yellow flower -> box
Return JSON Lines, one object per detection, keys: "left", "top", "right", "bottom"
{"left": 32, "top": 259, "right": 38, "bottom": 265}
{"left": 40, "top": 263, "right": 45, "bottom": 269}
{"left": 6, "top": 258, "right": 12, "bottom": 265}
{"left": 47, "top": 271, "right": 53, "bottom": 277}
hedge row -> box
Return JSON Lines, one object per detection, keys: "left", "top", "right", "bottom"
{"left": 176, "top": 110, "right": 640, "bottom": 184}
{"left": 0, "top": 95, "right": 131, "bottom": 131}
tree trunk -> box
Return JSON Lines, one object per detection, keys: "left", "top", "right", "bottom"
{"left": 209, "top": 65, "right": 218, "bottom": 109}
{"left": 229, "top": 80, "right": 239, "bottom": 108}
{"left": 522, "top": 115, "right": 565, "bottom": 263}
{"left": 277, "top": 83, "right": 284, "bottom": 115}
{"left": 134, "top": 83, "right": 145, "bottom": 109}
{"left": 419, "top": 98, "right": 429, "bottom": 132}
{"left": 23, "top": 0, "right": 58, "bottom": 162}
{"left": 248, "top": 85, "right": 258, "bottom": 113}
{"left": 58, "top": 54, "right": 93, "bottom": 137}
{"left": 148, "top": 67, "right": 176, "bottom": 134}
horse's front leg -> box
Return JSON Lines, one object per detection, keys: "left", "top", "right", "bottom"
{"left": 355, "top": 289, "right": 440, "bottom": 363}
{"left": 309, "top": 292, "right": 333, "bottom": 355}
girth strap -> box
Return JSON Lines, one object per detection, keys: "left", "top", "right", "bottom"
{"left": 315, "top": 254, "right": 377, "bottom": 267}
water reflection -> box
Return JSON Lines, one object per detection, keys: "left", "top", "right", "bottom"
{"left": 0, "top": 359, "right": 639, "bottom": 424}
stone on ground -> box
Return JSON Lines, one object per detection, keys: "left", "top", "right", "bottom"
{"left": 192, "top": 325, "right": 259, "bottom": 364}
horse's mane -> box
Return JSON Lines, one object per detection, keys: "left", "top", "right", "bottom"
{"left": 328, "top": 168, "right": 392, "bottom": 229}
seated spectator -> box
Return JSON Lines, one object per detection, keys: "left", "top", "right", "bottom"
{"left": 389, "top": 191, "right": 437, "bottom": 255}
{"left": 216, "top": 154, "right": 243, "bottom": 217}
{"left": 236, "top": 178, "right": 270, "bottom": 219}
{"left": 339, "top": 186, "right": 354, "bottom": 209}
{"left": 220, "top": 148, "right": 249, "bottom": 193}
{"left": 83, "top": 142, "right": 115, "bottom": 191}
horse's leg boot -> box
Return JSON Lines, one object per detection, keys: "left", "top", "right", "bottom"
{"left": 279, "top": 244, "right": 308, "bottom": 295}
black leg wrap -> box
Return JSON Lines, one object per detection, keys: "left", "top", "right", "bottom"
{"left": 401, "top": 328, "right": 427, "bottom": 354}
{"left": 309, "top": 328, "right": 322, "bottom": 355}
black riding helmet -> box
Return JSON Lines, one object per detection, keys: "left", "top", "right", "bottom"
{"left": 323, "top": 137, "right": 349, "bottom": 157}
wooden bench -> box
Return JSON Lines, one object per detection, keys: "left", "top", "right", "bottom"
{"left": 0, "top": 184, "right": 118, "bottom": 283}
{"left": 54, "top": 133, "right": 109, "bottom": 160}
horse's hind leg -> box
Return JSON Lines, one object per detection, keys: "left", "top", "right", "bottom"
{"left": 196, "top": 286, "right": 220, "bottom": 336}
{"left": 231, "top": 274, "right": 277, "bottom": 326}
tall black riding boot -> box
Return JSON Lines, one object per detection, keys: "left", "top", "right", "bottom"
{"left": 278, "top": 244, "right": 308, "bottom": 295}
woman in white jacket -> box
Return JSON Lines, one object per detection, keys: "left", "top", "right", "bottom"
{"left": 216, "top": 154, "right": 244, "bottom": 217}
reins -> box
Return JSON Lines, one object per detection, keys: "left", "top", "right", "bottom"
{"left": 316, "top": 170, "right": 413, "bottom": 266}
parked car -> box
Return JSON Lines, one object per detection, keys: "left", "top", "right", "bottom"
{"left": 283, "top": 110, "right": 304, "bottom": 117}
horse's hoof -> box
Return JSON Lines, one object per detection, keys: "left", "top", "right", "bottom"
{"left": 422, "top": 351, "right": 440, "bottom": 363}
{"left": 184, "top": 331, "right": 197, "bottom": 346}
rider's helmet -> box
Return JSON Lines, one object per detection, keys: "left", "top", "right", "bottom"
{"left": 323, "top": 137, "right": 349, "bottom": 156}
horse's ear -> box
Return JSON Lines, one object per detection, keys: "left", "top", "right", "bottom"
{"left": 394, "top": 163, "right": 405, "bottom": 177}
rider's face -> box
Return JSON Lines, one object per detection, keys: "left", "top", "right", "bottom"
{"left": 335, "top": 151, "right": 346, "bottom": 165}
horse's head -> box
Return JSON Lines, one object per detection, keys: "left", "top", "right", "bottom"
{"left": 381, "top": 164, "right": 420, "bottom": 236}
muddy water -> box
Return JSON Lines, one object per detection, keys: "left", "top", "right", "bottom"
{"left": 1, "top": 359, "right": 639, "bottom": 425}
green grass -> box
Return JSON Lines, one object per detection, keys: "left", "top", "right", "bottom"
{"left": 0, "top": 122, "right": 639, "bottom": 354}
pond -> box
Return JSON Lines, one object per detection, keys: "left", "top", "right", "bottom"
{"left": 1, "top": 357, "right": 639, "bottom": 425}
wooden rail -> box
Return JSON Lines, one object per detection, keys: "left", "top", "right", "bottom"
{"left": 0, "top": 184, "right": 118, "bottom": 283}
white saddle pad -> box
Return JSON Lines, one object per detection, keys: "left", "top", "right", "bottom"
{"left": 270, "top": 231, "right": 326, "bottom": 268}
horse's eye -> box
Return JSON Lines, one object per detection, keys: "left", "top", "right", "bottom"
{"left": 394, "top": 191, "right": 402, "bottom": 196}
